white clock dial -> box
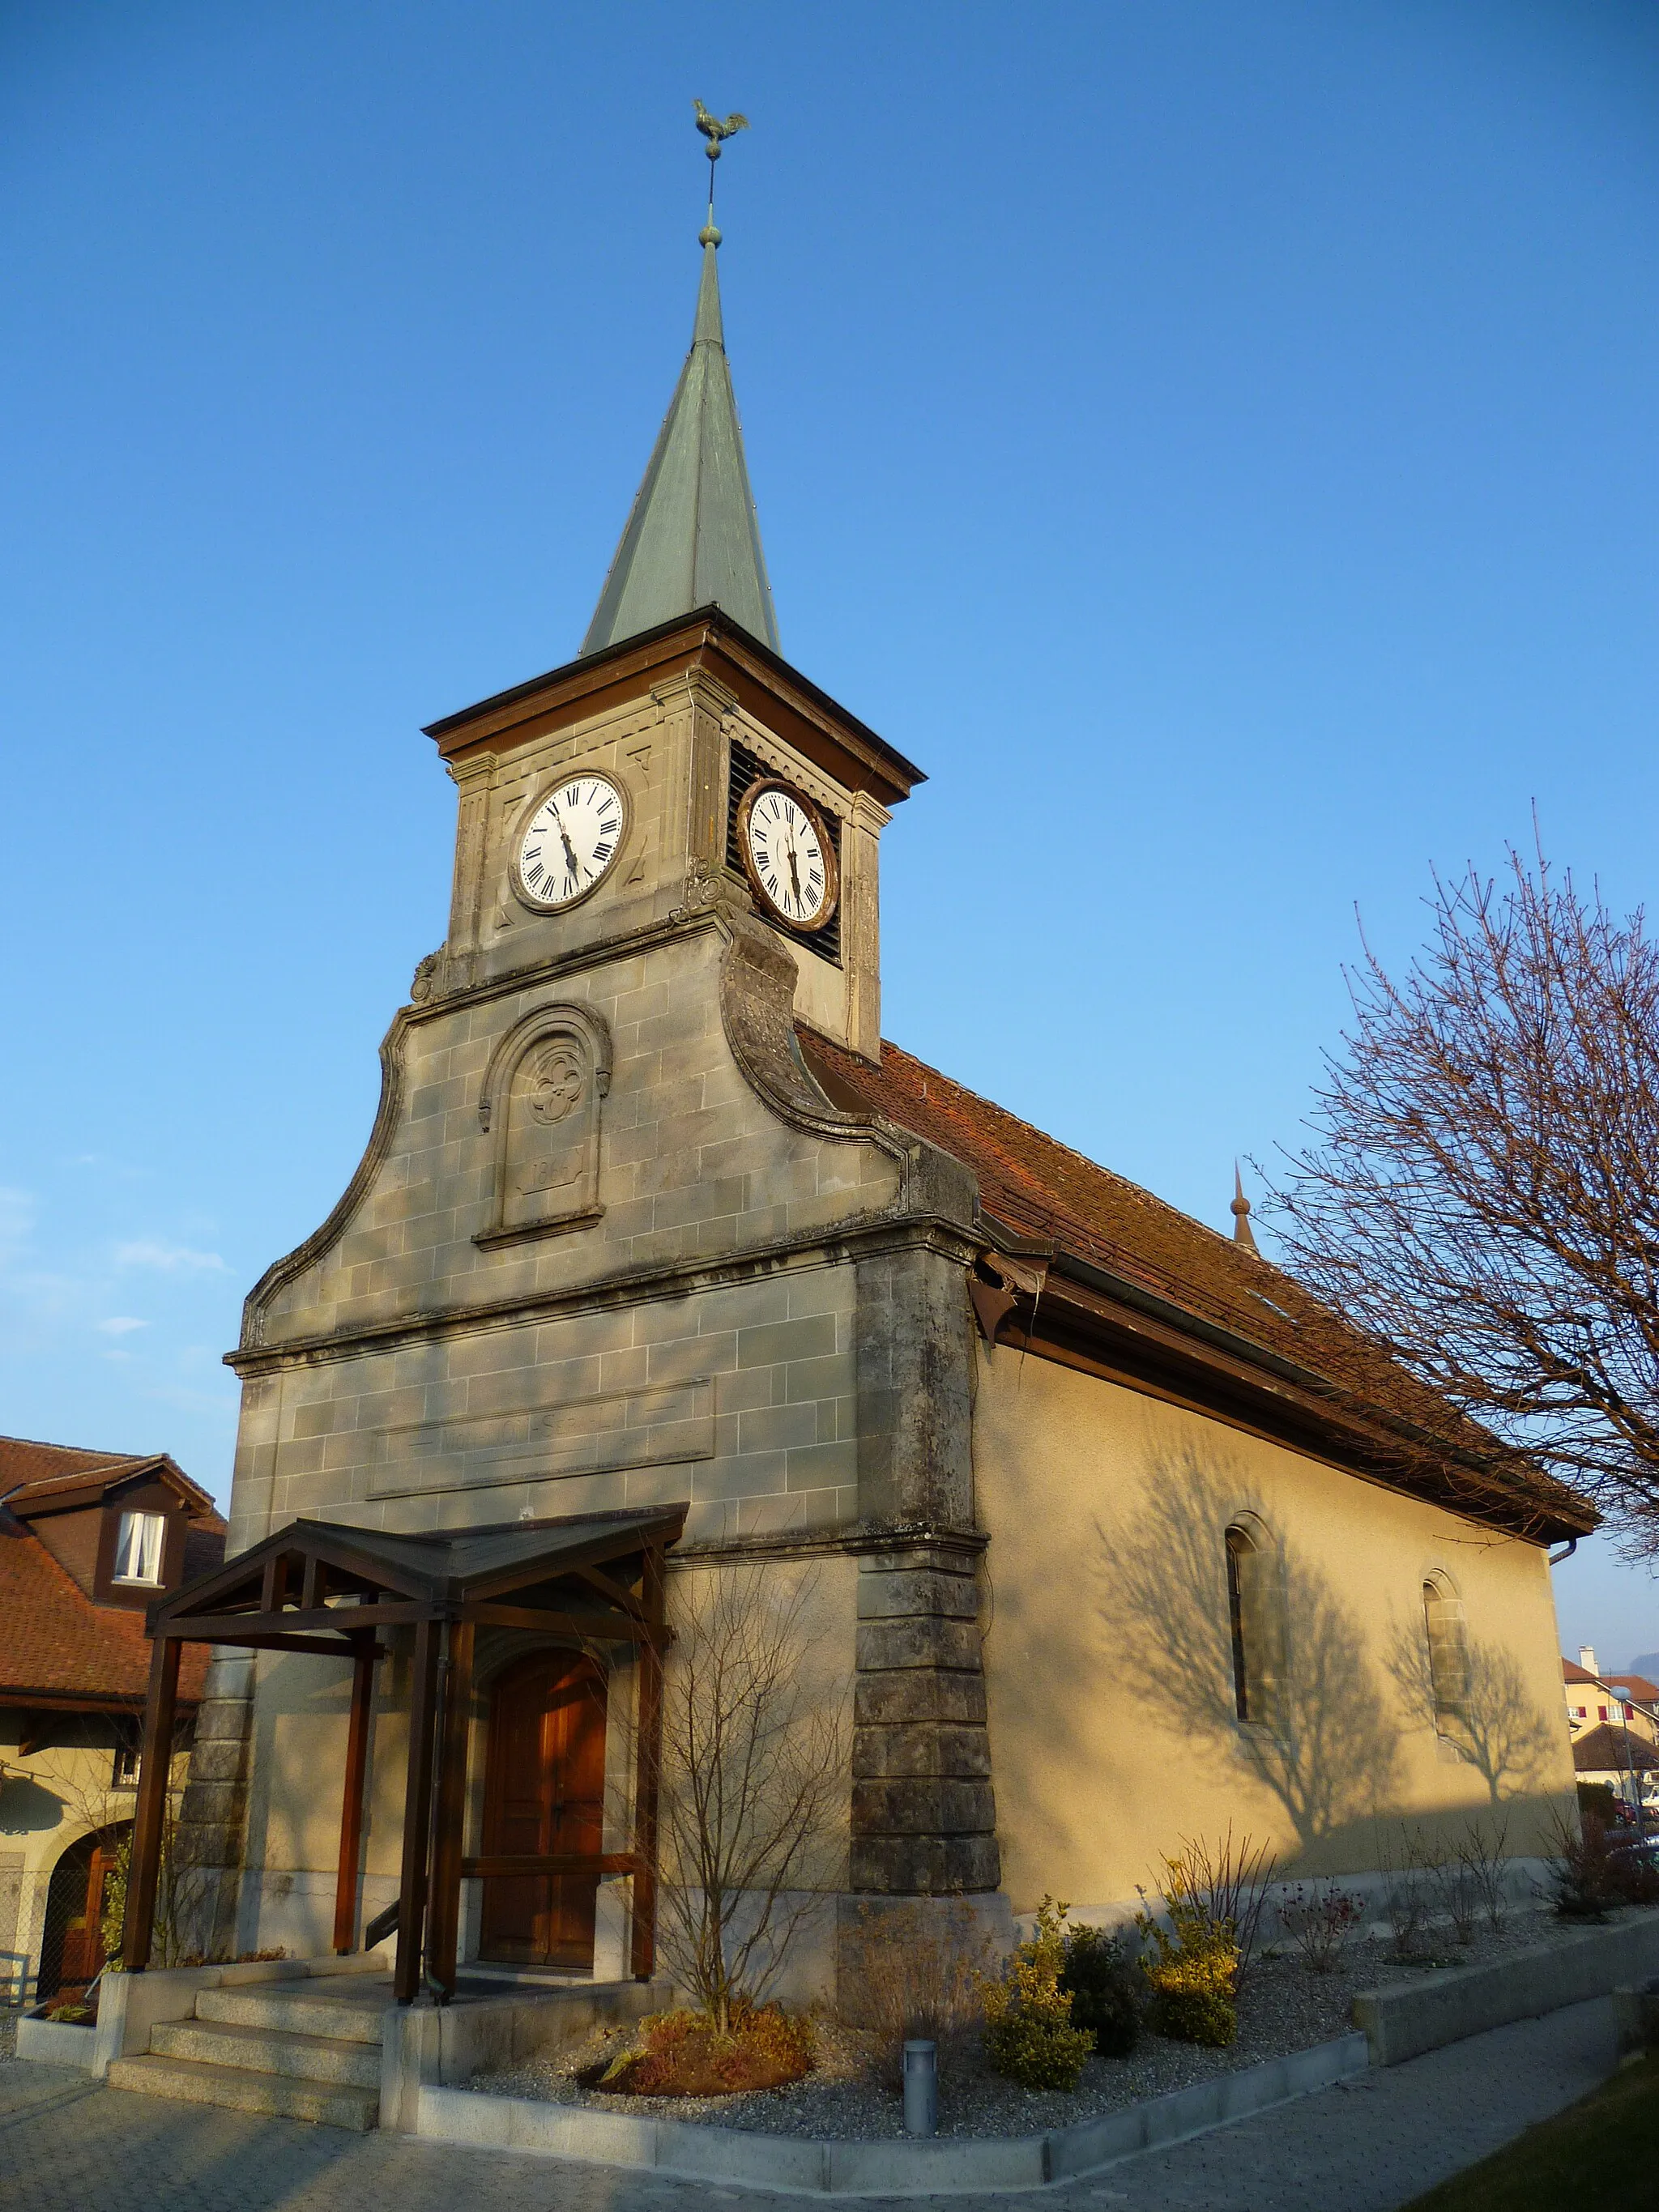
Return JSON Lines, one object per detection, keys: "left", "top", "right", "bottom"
{"left": 740, "top": 781, "right": 836, "bottom": 931}
{"left": 516, "top": 774, "right": 627, "bottom": 910}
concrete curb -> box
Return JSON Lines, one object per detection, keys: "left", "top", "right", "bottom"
{"left": 13, "top": 2017, "right": 96, "bottom": 2069}
{"left": 416, "top": 2031, "right": 1370, "bottom": 2195}
{"left": 1353, "top": 1907, "right": 1659, "bottom": 2067}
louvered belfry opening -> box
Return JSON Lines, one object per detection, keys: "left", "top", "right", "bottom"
{"left": 122, "top": 1506, "right": 683, "bottom": 2004}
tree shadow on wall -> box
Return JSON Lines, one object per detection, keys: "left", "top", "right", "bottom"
{"left": 1095, "top": 1454, "right": 1402, "bottom": 1853}
{"left": 1384, "top": 1618, "right": 1559, "bottom": 1804}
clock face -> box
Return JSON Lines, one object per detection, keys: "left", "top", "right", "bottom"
{"left": 515, "top": 774, "right": 627, "bottom": 910}
{"left": 738, "top": 779, "right": 838, "bottom": 932}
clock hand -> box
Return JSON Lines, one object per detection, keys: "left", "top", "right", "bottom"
{"left": 787, "top": 844, "right": 802, "bottom": 905}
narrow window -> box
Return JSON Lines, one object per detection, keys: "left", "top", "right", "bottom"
{"left": 1226, "top": 1527, "right": 1254, "bottom": 1722}
{"left": 1422, "top": 1578, "right": 1469, "bottom": 1730}
{"left": 112, "top": 1740, "right": 142, "bottom": 1788}
{"left": 113, "top": 1510, "right": 166, "bottom": 1585}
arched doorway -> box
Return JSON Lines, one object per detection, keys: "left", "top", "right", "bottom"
{"left": 38, "top": 1825, "right": 127, "bottom": 2000}
{"left": 479, "top": 1650, "right": 608, "bottom": 1970}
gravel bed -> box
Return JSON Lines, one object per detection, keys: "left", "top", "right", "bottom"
{"left": 471, "top": 1905, "right": 1633, "bottom": 2141}
{"left": 0, "top": 2010, "right": 16, "bottom": 2065}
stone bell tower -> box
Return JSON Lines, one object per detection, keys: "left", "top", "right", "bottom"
{"left": 209, "top": 147, "right": 1005, "bottom": 1980}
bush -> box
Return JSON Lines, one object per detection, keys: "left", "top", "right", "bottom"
{"left": 979, "top": 1897, "right": 1096, "bottom": 2092}
{"left": 1277, "top": 1882, "right": 1363, "bottom": 1974}
{"left": 593, "top": 2003, "right": 814, "bottom": 2097}
{"left": 1059, "top": 1924, "right": 1141, "bottom": 2058}
{"left": 838, "top": 1899, "right": 993, "bottom": 2085}
{"left": 1548, "top": 1813, "right": 1621, "bottom": 1920}
{"left": 1135, "top": 1880, "right": 1240, "bottom": 2048}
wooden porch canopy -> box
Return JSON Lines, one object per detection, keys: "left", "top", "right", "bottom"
{"left": 122, "top": 1503, "right": 685, "bottom": 2004}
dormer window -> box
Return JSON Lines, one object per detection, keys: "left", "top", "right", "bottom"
{"left": 113, "top": 1509, "right": 167, "bottom": 1585}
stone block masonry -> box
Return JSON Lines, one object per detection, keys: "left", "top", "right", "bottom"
{"left": 850, "top": 1540, "right": 1000, "bottom": 1894}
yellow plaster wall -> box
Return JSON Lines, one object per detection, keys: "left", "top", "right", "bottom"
{"left": 972, "top": 1347, "right": 1576, "bottom": 1912}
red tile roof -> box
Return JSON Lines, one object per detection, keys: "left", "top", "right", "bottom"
{"left": 0, "top": 1511, "right": 215, "bottom": 1707}
{"left": 1564, "top": 1660, "right": 1600, "bottom": 1686}
{"left": 799, "top": 1029, "right": 1592, "bottom": 1536}
{"left": 0, "top": 1436, "right": 216, "bottom": 1520}
{"left": 1572, "top": 1723, "right": 1659, "bottom": 1775}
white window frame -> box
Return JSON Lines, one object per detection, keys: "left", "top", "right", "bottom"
{"left": 113, "top": 1508, "right": 167, "bottom": 1586}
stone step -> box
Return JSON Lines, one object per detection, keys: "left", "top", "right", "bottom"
{"left": 192, "top": 1985, "right": 387, "bottom": 2044}
{"left": 150, "top": 2016, "right": 382, "bottom": 2090}
{"left": 106, "top": 2052, "right": 378, "bottom": 2130}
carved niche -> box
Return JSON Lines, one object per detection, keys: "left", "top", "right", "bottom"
{"left": 474, "top": 1002, "right": 612, "bottom": 1247}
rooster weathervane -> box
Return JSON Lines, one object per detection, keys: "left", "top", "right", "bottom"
{"left": 693, "top": 100, "right": 749, "bottom": 245}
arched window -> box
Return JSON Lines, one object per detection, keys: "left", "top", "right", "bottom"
{"left": 1225, "top": 1520, "right": 1282, "bottom": 1727}
{"left": 1422, "top": 1576, "right": 1469, "bottom": 1731}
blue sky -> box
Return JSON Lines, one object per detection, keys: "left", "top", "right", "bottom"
{"left": 2, "top": 2, "right": 1657, "bottom": 1664}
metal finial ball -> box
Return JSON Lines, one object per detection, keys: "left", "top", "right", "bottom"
{"left": 699, "top": 223, "right": 723, "bottom": 248}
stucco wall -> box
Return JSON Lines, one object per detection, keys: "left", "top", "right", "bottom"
{"left": 973, "top": 1345, "right": 1576, "bottom": 1915}
{"left": 0, "top": 1720, "right": 193, "bottom": 1996}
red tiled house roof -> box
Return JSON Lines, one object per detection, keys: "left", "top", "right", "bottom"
{"left": 0, "top": 1435, "right": 224, "bottom": 1710}
{"left": 1572, "top": 1724, "right": 1659, "bottom": 1775}
{"left": 799, "top": 1029, "right": 1594, "bottom": 1545}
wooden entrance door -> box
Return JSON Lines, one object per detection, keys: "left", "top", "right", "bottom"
{"left": 479, "top": 1651, "right": 607, "bottom": 1969}
{"left": 47, "top": 1828, "right": 124, "bottom": 1995}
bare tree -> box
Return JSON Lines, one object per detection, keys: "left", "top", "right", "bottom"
{"left": 1264, "top": 842, "right": 1659, "bottom": 1550}
{"left": 648, "top": 1560, "right": 847, "bottom": 2031}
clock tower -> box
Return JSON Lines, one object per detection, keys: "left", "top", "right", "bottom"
{"left": 212, "top": 186, "right": 1007, "bottom": 1990}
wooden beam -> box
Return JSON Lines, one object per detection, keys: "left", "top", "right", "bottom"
{"left": 425, "top": 1619, "right": 474, "bottom": 1999}
{"left": 159, "top": 1626, "right": 373, "bottom": 1658}
{"left": 459, "top": 1853, "right": 641, "bottom": 1879}
{"left": 300, "top": 1553, "right": 322, "bottom": 1612}
{"left": 574, "top": 1564, "right": 647, "bottom": 1621}
{"left": 631, "top": 1543, "right": 666, "bottom": 1980}
{"left": 163, "top": 1604, "right": 432, "bottom": 1639}
{"left": 463, "top": 1603, "right": 652, "bottom": 1642}
{"left": 394, "top": 1617, "right": 441, "bottom": 2005}
{"left": 122, "top": 1634, "right": 181, "bottom": 1974}
{"left": 332, "top": 1645, "right": 378, "bottom": 1954}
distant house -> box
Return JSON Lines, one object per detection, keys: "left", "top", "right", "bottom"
{"left": 1563, "top": 1646, "right": 1659, "bottom": 1749}
{"left": 1572, "top": 1721, "right": 1659, "bottom": 1823}
{"left": 0, "top": 1437, "right": 224, "bottom": 2002}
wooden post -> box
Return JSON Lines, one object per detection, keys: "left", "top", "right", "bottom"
{"left": 394, "top": 1617, "right": 441, "bottom": 2005}
{"left": 630, "top": 1545, "right": 666, "bottom": 1980}
{"left": 424, "top": 1618, "right": 474, "bottom": 1998}
{"left": 122, "top": 1633, "right": 181, "bottom": 1974}
{"left": 331, "top": 1642, "right": 377, "bottom": 1954}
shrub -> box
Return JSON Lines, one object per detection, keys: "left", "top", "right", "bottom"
{"left": 979, "top": 1897, "right": 1096, "bottom": 2091}
{"left": 1277, "top": 1882, "right": 1363, "bottom": 1974}
{"left": 595, "top": 2003, "right": 814, "bottom": 2097}
{"left": 1059, "top": 1924, "right": 1141, "bottom": 2058}
{"left": 838, "top": 1900, "right": 993, "bottom": 2085}
{"left": 1135, "top": 1880, "right": 1239, "bottom": 2047}
{"left": 1547, "top": 1812, "right": 1620, "bottom": 1920}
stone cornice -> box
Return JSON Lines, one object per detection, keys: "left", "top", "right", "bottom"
{"left": 224, "top": 1213, "right": 983, "bottom": 1379}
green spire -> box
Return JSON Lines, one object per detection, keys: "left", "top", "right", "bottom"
{"left": 580, "top": 230, "right": 779, "bottom": 656}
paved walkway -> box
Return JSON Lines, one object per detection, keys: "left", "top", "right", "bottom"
{"left": 0, "top": 1997, "right": 1619, "bottom": 2212}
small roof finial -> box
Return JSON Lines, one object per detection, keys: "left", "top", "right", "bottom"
{"left": 1231, "top": 1162, "right": 1260, "bottom": 1254}
{"left": 693, "top": 100, "right": 749, "bottom": 246}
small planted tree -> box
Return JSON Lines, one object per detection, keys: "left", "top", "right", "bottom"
{"left": 649, "top": 1561, "right": 847, "bottom": 2034}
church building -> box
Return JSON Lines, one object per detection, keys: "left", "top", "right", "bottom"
{"left": 122, "top": 173, "right": 1590, "bottom": 2013}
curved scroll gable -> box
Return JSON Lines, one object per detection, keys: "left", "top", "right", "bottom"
{"left": 240, "top": 1009, "right": 412, "bottom": 1350}
{"left": 716, "top": 916, "right": 977, "bottom": 1230}
{"left": 475, "top": 1000, "right": 614, "bottom": 1249}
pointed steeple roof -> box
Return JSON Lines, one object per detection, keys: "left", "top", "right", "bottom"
{"left": 1231, "top": 1163, "right": 1260, "bottom": 1255}
{"left": 581, "top": 232, "right": 778, "bottom": 657}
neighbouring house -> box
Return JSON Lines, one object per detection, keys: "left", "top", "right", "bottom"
{"left": 116, "top": 200, "right": 1594, "bottom": 2039}
{"left": 0, "top": 1437, "right": 224, "bottom": 2003}
{"left": 1572, "top": 1722, "right": 1659, "bottom": 1823}
{"left": 1563, "top": 1647, "right": 1659, "bottom": 1747}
